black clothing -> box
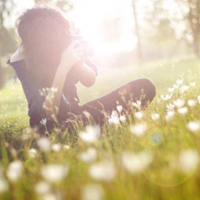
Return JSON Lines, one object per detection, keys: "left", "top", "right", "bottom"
{"left": 8, "top": 59, "right": 156, "bottom": 132}
{"left": 7, "top": 59, "right": 94, "bottom": 131}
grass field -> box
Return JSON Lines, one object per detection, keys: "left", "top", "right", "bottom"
{"left": 1, "top": 56, "right": 200, "bottom": 200}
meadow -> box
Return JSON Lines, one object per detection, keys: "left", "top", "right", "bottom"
{"left": 1, "top": 56, "right": 200, "bottom": 200}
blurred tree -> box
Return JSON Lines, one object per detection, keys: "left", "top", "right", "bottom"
{"left": 177, "top": 0, "right": 200, "bottom": 56}
{"left": 132, "top": 0, "right": 143, "bottom": 65}
{"left": 0, "top": 0, "right": 17, "bottom": 55}
{"left": 143, "top": 0, "right": 176, "bottom": 45}
{"left": 143, "top": 0, "right": 200, "bottom": 57}
{"left": 0, "top": 61, "right": 3, "bottom": 88}
{"left": 131, "top": 0, "right": 178, "bottom": 63}
{"left": 134, "top": 0, "right": 188, "bottom": 60}
{"left": 0, "top": 0, "right": 17, "bottom": 88}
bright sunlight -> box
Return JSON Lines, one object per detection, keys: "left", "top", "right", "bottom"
{"left": 14, "top": 0, "right": 137, "bottom": 56}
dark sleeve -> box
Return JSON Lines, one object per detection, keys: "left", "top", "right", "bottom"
{"left": 84, "top": 57, "right": 98, "bottom": 75}
{"left": 8, "top": 59, "right": 46, "bottom": 127}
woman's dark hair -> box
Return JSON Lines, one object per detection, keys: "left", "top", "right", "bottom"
{"left": 17, "top": 6, "right": 72, "bottom": 87}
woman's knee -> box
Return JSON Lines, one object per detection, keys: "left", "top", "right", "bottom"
{"left": 138, "top": 78, "right": 156, "bottom": 102}
{"left": 141, "top": 78, "right": 156, "bottom": 91}
{"left": 129, "top": 78, "right": 156, "bottom": 102}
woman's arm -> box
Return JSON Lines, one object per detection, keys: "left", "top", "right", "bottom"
{"left": 43, "top": 40, "right": 84, "bottom": 120}
{"left": 72, "top": 63, "right": 96, "bottom": 87}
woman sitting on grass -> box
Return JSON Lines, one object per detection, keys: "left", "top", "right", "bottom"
{"left": 8, "top": 6, "right": 156, "bottom": 133}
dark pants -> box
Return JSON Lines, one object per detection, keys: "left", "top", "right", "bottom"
{"left": 81, "top": 78, "right": 156, "bottom": 125}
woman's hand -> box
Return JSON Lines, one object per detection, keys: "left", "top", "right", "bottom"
{"left": 59, "top": 40, "right": 84, "bottom": 71}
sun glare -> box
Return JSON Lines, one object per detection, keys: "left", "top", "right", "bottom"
{"left": 14, "top": 0, "right": 137, "bottom": 56}
{"left": 69, "top": 0, "right": 137, "bottom": 56}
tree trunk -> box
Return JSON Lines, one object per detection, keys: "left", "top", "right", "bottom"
{"left": 0, "top": 60, "right": 4, "bottom": 88}
{"left": 193, "top": 37, "right": 200, "bottom": 56}
{"left": 133, "top": 1, "right": 143, "bottom": 66}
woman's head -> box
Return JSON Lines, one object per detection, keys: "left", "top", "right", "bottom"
{"left": 17, "top": 6, "right": 72, "bottom": 85}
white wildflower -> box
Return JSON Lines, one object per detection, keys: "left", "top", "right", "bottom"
{"left": 151, "top": 113, "right": 160, "bottom": 121}
{"left": 51, "top": 143, "right": 62, "bottom": 152}
{"left": 122, "top": 151, "right": 153, "bottom": 174}
{"left": 187, "top": 121, "right": 200, "bottom": 133}
{"left": 89, "top": 161, "right": 116, "bottom": 182}
{"left": 116, "top": 105, "right": 123, "bottom": 113}
{"left": 50, "top": 87, "right": 58, "bottom": 93}
{"left": 37, "top": 137, "right": 51, "bottom": 152}
{"left": 108, "top": 117, "right": 119, "bottom": 125}
{"left": 108, "top": 110, "right": 120, "bottom": 125}
{"left": 40, "top": 118, "right": 47, "bottom": 126}
{"left": 176, "top": 78, "right": 183, "bottom": 86}
{"left": 82, "top": 184, "right": 104, "bottom": 200}
{"left": 167, "top": 87, "right": 175, "bottom": 93}
{"left": 0, "top": 179, "right": 8, "bottom": 193}
{"left": 167, "top": 110, "right": 175, "bottom": 117}
{"left": 7, "top": 161, "right": 23, "bottom": 182}
{"left": 28, "top": 148, "right": 37, "bottom": 158}
{"left": 179, "top": 149, "right": 199, "bottom": 173}
{"left": 165, "top": 110, "right": 175, "bottom": 122}
{"left": 160, "top": 94, "right": 172, "bottom": 101}
{"left": 197, "top": 95, "right": 200, "bottom": 104}
{"left": 180, "top": 85, "right": 189, "bottom": 94}
{"left": 130, "top": 122, "right": 147, "bottom": 137}
{"left": 42, "top": 193, "right": 57, "bottom": 200}
{"left": 165, "top": 115, "right": 172, "bottom": 122}
{"left": 132, "top": 100, "right": 142, "bottom": 109}
{"left": 173, "top": 99, "right": 185, "bottom": 108}
{"left": 79, "top": 147, "right": 97, "bottom": 163}
{"left": 187, "top": 99, "right": 196, "bottom": 107}
{"left": 134, "top": 112, "right": 143, "bottom": 120}
{"left": 190, "top": 82, "right": 196, "bottom": 87}
{"left": 173, "top": 84, "right": 179, "bottom": 89}
{"left": 41, "top": 164, "right": 69, "bottom": 183}
{"left": 35, "top": 181, "right": 51, "bottom": 195}
{"left": 119, "top": 115, "right": 126, "bottom": 122}
{"left": 45, "top": 87, "right": 58, "bottom": 101}
{"left": 166, "top": 103, "right": 175, "bottom": 111}
{"left": 177, "top": 107, "right": 188, "bottom": 115}
{"left": 63, "top": 145, "right": 70, "bottom": 150}
{"left": 79, "top": 125, "right": 101, "bottom": 143}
